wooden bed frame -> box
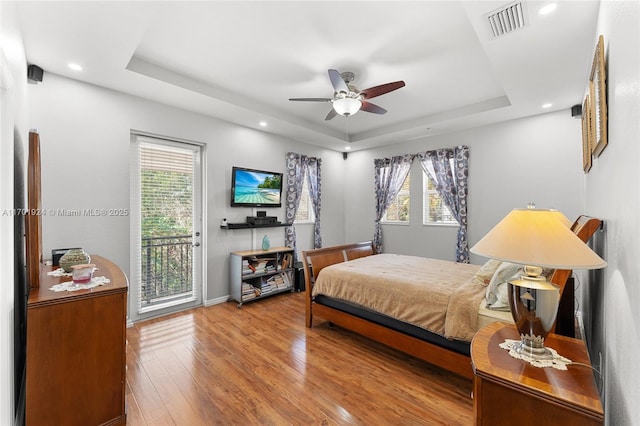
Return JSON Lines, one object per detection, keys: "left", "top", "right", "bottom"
{"left": 302, "top": 215, "right": 603, "bottom": 379}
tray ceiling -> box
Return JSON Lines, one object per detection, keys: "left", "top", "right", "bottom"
{"left": 16, "top": 1, "right": 600, "bottom": 152}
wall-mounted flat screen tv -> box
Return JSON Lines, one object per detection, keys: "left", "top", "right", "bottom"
{"left": 231, "top": 166, "right": 283, "bottom": 208}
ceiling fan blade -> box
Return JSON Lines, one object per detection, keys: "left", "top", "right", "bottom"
{"left": 361, "top": 81, "right": 405, "bottom": 99}
{"left": 324, "top": 108, "right": 338, "bottom": 121}
{"left": 289, "top": 97, "right": 332, "bottom": 102}
{"left": 328, "top": 69, "right": 349, "bottom": 94}
{"left": 361, "top": 101, "right": 387, "bottom": 115}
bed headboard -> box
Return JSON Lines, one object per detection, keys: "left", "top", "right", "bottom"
{"left": 302, "top": 241, "right": 374, "bottom": 281}
{"left": 550, "top": 215, "right": 603, "bottom": 335}
{"left": 301, "top": 241, "right": 375, "bottom": 327}
{"left": 549, "top": 215, "right": 603, "bottom": 293}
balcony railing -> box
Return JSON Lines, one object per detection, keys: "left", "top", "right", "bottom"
{"left": 141, "top": 235, "right": 193, "bottom": 307}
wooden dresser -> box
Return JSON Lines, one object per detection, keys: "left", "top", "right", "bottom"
{"left": 471, "top": 321, "right": 603, "bottom": 426}
{"left": 26, "top": 255, "right": 128, "bottom": 426}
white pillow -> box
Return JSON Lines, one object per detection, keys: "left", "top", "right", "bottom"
{"left": 471, "top": 259, "right": 503, "bottom": 287}
{"left": 485, "top": 262, "right": 522, "bottom": 311}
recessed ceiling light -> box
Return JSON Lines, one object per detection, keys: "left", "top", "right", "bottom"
{"left": 539, "top": 3, "right": 557, "bottom": 15}
{"left": 542, "top": 103, "right": 552, "bottom": 109}
{"left": 345, "top": 146, "right": 351, "bottom": 151}
{"left": 259, "top": 121, "right": 267, "bottom": 127}
{"left": 68, "top": 63, "right": 82, "bottom": 71}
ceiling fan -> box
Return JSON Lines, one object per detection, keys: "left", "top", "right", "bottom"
{"left": 289, "top": 69, "right": 405, "bottom": 120}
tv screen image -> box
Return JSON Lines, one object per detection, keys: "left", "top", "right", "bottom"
{"left": 231, "top": 167, "right": 283, "bottom": 207}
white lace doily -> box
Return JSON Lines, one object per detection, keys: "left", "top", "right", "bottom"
{"left": 499, "top": 339, "right": 572, "bottom": 370}
{"left": 49, "top": 276, "right": 111, "bottom": 292}
{"left": 47, "top": 268, "right": 71, "bottom": 277}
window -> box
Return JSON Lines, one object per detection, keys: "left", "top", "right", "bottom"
{"left": 382, "top": 174, "right": 410, "bottom": 223}
{"left": 294, "top": 176, "right": 315, "bottom": 223}
{"left": 423, "top": 173, "right": 458, "bottom": 225}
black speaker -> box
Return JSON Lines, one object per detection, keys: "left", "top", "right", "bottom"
{"left": 571, "top": 104, "right": 582, "bottom": 118}
{"left": 27, "top": 65, "right": 43, "bottom": 83}
{"left": 293, "top": 262, "right": 305, "bottom": 292}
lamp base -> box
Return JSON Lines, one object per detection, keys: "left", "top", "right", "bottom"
{"left": 508, "top": 276, "right": 561, "bottom": 362}
{"left": 511, "top": 336, "right": 555, "bottom": 360}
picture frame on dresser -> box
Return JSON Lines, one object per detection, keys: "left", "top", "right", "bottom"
{"left": 582, "top": 94, "right": 592, "bottom": 173}
{"left": 26, "top": 131, "right": 43, "bottom": 289}
{"left": 590, "top": 34, "right": 608, "bottom": 158}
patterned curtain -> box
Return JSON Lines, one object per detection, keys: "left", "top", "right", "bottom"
{"left": 285, "top": 152, "right": 322, "bottom": 259}
{"left": 305, "top": 157, "right": 322, "bottom": 249}
{"left": 418, "top": 145, "right": 470, "bottom": 263}
{"left": 373, "top": 154, "right": 414, "bottom": 253}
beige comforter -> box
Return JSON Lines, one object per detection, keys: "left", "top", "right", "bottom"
{"left": 312, "top": 253, "right": 486, "bottom": 342}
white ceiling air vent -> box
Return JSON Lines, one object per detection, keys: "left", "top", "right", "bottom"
{"left": 486, "top": 1, "right": 527, "bottom": 39}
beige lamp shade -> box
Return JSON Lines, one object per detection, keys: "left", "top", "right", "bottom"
{"left": 471, "top": 208, "right": 607, "bottom": 269}
{"left": 549, "top": 209, "right": 572, "bottom": 228}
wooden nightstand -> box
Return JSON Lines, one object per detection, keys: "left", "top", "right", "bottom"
{"left": 471, "top": 321, "right": 603, "bottom": 426}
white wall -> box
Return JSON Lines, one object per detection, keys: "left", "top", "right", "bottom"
{"left": 583, "top": 2, "right": 640, "bottom": 424}
{"left": 27, "top": 72, "right": 345, "bottom": 309}
{"left": 0, "top": 2, "right": 29, "bottom": 424}
{"left": 345, "top": 110, "right": 585, "bottom": 264}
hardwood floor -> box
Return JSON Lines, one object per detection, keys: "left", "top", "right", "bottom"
{"left": 126, "top": 292, "right": 473, "bottom": 425}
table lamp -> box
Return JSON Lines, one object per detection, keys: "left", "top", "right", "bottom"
{"left": 471, "top": 207, "right": 606, "bottom": 360}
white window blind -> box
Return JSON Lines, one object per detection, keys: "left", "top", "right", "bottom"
{"left": 139, "top": 142, "right": 194, "bottom": 237}
{"left": 423, "top": 172, "right": 457, "bottom": 225}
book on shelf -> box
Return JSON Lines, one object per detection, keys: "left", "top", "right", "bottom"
{"left": 242, "top": 282, "right": 260, "bottom": 297}
{"left": 242, "top": 292, "right": 257, "bottom": 300}
{"left": 243, "top": 258, "right": 277, "bottom": 275}
{"left": 280, "top": 252, "right": 293, "bottom": 271}
{"left": 261, "top": 273, "right": 291, "bottom": 290}
{"left": 274, "top": 275, "right": 288, "bottom": 289}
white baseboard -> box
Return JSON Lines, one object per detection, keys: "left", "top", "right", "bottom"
{"left": 204, "top": 295, "right": 229, "bottom": 307}
{"left": 126, "top": 295, "right": 230, "bottom": 327}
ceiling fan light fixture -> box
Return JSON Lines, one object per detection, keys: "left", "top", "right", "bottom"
{"left": 290, "top": 69, "right": 404, "bottom": 120}
{"left": 333, "top": 97, "right": 362, "bottom": 116}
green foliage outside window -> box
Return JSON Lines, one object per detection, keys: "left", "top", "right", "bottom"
{"left": 383, "top": 175, "right": 410, "bottom": 222}
{"left": 140, "top": 167, "right": 194, "bottom": 304}
{"left": 141, "top": 169, "right": 192, "bottom": 238}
